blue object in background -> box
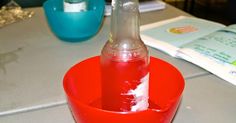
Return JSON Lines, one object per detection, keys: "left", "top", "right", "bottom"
{"left": 43, "top": 0, "right": 105, "bottom": 42}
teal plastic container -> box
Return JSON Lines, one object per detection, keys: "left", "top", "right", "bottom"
{"left": 43, "top": 0, "right": 105, "bottom": 42}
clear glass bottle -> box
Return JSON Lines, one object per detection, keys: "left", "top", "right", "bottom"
{"left": 101, "top": 0, "right": 149, "bottom": 112}
{"left": 64, "top": 0, "right": 87, "bottom": 12}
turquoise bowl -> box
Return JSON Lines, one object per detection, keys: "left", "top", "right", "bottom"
{"left": 43, "top": 0, "right": 105, "bottom": 42}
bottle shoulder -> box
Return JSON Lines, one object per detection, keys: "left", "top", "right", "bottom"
{"left": 101, "top": 39, "right": 149, "bottom": 61}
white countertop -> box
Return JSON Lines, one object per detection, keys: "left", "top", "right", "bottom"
{"left": 0, "top": 3, "right": 235, "bottom": 123}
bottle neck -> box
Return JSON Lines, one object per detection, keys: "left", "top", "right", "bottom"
{"left": 110, "top": 0, "right": 140, "bottom": 43}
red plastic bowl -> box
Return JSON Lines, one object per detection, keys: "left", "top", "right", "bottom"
{"left": 63, "top": 56, "right": 184, "bottom": 123}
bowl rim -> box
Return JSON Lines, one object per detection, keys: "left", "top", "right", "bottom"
{"left": 43, "top": 0, "right": 105, "bottom": 13}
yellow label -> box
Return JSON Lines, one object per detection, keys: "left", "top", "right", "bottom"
{"left": 167, "top": 25, "right": 198, "bottom": 34}
{"left": 232, "top": 61, "right": 236, "bottom": 66}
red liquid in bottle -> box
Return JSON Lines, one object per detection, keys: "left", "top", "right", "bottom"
{"left": 101, "top": 0, "right": 149, "bottom": 112}
{"left": 101, "top": 56, "right": 149, "bottom": 112}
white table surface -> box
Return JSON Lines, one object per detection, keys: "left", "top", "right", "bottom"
{"left": 0, "top": 3, "right": 235, "bottom": 123}
{"left": 1, "top": 75, "right": 236, "bottom": 123}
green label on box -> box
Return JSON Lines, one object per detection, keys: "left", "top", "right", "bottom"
{"left": 232, "top": 61, "right": 236, "bottom": 66}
